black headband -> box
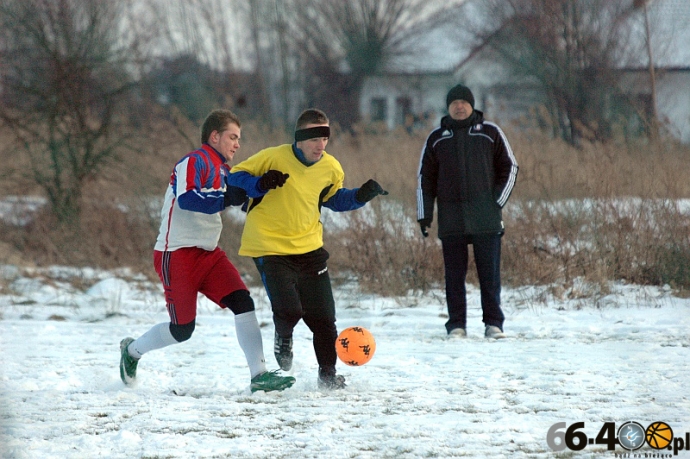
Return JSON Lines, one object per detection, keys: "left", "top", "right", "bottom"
{"left": 295, "top": 126, "right": 330, "bottom": 142}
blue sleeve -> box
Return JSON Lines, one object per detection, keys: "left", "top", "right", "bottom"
{"left": 227, "top": 171, "right": 266, "bottom": 198}
{"left": 323, "top": 188, "right": 366, "bottom": 212}
{"left": 177, "top": 189, "right": 225, "bottom": 215}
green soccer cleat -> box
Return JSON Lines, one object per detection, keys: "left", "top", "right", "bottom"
{"left": 119, "top": 337, "right": 139, "bottom": 386}
{"left": 250, "top": 370, "right": 296, "bottom": 393}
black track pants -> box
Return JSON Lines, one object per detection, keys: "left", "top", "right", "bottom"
{"left": 254, "top": 248, "right": 338, "bottom": 369}
{"left": 441, "top": 233, "right": 505, "bottom": 333}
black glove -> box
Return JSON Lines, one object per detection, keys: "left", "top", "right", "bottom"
{"left": 258, "top": 170, "right": 289, "bottom": 192}
{"left": 419, "top": 218, "right": 431, "bottom": 238}
{"left": 355, "top": 179, "right": 389, "bottom": 203}
{"left": 224, "top": 186, "right": 247, "bottom": 207}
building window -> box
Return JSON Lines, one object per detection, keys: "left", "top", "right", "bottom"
{"left": 370, "top": 98, "right": 387, "bottom": 122}
{"left": 395, "top": 97, "right": 412, "bottom": 126}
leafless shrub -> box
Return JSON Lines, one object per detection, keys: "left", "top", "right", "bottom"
{"left": 2, "top": 202, "right": 156, "bottom": 276}
{"left": 326, "top": 200, "right": 444, "bottom": 297}
{"left": 1, "top": 121, "right": 689, "bottom": 297}
{"left": 502, "top": 197, "right": 690, "bottom": 293}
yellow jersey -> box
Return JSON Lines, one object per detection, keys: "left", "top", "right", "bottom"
{"left": 231, "top": 144, "right": 344, "bottom": 257}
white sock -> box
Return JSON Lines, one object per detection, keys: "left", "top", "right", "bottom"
{"left": 234, "top": 311, "right": 267, "bottom": 378}
{"left": 128, "top": 322, "right": 178, "bottom": 358}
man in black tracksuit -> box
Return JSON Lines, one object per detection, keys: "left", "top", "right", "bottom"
{"left": 417, "top": 84, "right": 518, "bottom": 339}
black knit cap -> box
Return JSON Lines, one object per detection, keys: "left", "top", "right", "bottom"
{"left": 446, "top": 84, "right": 475, "bottom": 109}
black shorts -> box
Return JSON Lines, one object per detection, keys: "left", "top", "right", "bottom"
{"left": 253, "top": 248, "right": 336, "bottom": 336}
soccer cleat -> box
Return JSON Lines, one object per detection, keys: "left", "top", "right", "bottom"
{"left": 250, "top": 370, "right": 296, "bottom": 393}
{"left": 119, "top": 337, "right": 139, "bottom": 386}
{"left": 485, "top": 325, "right": 506, "bottom": 339}
{"left": 448, "top": 328, "right": 467, "bottom": 338}
{"left": 273, "top": 331, "right": 293, "bottom": 371}
{"left": 318, "top": 367, "right": 347, "bottom": 390}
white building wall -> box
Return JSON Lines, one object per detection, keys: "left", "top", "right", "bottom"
{"left": 360, "top": 73, "right": 456, "bottom": 130}
{"left": 656, "top": 71, "right": 690, "bottom": 143}
{"left": 361, "top": 62, "right": 690, "bottom": 143}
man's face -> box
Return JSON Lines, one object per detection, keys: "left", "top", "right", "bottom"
{"left": 448, "top": 99, "right": 473, "bottom": 121}
{"left": 296, "top": 123, "right": 329, "bottom": 162}
{"left": 208, "top": 123, "right": 241, "bottom": 161}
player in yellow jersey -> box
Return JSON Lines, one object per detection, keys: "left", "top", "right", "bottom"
{"left": 228, "top": 108, "right": 387, "bottom": 389}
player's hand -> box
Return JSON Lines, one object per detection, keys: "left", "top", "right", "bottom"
{"left": 224, "top": 186, "right": 247, "bottom": 207}
{"left": 418, "top": 218, "right": 431, "bottom": 238}
{"left": 258, "top": 170, "right": 289, "bottom": 192}
{"left": 355, "top": 179, "right": 389, "bottom": 203}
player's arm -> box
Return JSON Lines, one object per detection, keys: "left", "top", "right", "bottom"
{"left": 322, "top": 188, "right": 365, "bottom": 212}
{"left": 175, "top": 156, "right": 225, "bottom": 215}
{"left": 417, "top": 141, "right": 438, "bottom": 221}
{"left": 228, "top": 170, "right": 289, "bottom": 198}
{"left": 323, "top": 180, "right": 388, "bottom": 211}
{"left": 492, "top": 126, "right": 518, "bottom": 208}
{"left": 227, "top": 170, "right": 265, "bottom": 198}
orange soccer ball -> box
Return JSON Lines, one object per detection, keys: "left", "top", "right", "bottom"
{"left": 336, "top": 326, "right": 376, "bottom": 366}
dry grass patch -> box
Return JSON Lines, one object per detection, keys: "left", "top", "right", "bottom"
{"left": 1, "top": 119, "right": 689, "bottom": 297}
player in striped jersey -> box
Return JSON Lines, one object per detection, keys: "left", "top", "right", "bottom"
{"left": 119, "top": 109, "right": 295, "bottom": 393}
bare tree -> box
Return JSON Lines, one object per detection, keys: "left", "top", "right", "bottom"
{"left": 633, "top": 0, "right": 659, "bottom": 139}
{"left": 142, "top": 0, "right": 245, "bottom": 71}
{"left": 244, "top": 0, "right": 460, "bottom": 130}
{"left": 288, "top": 0, "right": 460, "bottom": 130}
{"left": 247, "top": 0, "right": 293, "bottom": 128}
{"left": 138, "top": 0, "right": 250, "bottom": 114}
{"left": 467, "top": 0, "right": 644, "bottom": 144}
{"left": 0, "top": 0, "right": 138, "bottom": 225}
{"left": 133, "top": 0, "right": 459, "bottom": 130}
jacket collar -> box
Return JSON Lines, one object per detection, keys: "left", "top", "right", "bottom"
{"left": 441, "top": 110, "right": 483, "bottom": 130}
{"left": 201, "top": 143, "right": 227, "bottom": 163}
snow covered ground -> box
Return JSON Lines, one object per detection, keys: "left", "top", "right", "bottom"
{"left": 1, "top": 266, "right": 689, "bottom": 458}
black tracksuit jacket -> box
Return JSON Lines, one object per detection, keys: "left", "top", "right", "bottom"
{"left": 417, "top": 110, "right": 518, "bottom": 238}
